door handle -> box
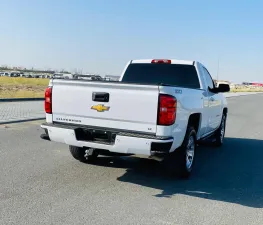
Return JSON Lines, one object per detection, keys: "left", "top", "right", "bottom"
{"left": 92, "top": 92, "right": 110, "bottom": 102}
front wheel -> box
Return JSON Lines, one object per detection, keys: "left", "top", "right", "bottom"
{"left": 69, "top": 146, "right": 99, "bottom": 163}
{"left": 213, "top": 114, "right": 227, "bottom": 147}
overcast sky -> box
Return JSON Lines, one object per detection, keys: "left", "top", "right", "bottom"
{"left": 0, "top": 0, "right": 262, "bottom": 83}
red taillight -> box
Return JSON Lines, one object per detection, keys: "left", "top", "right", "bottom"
{"left": 158, "top": 94, "right": 177, "bottom": 126}
{"left": 45, "top": 87, "right": 52, "bottom": 114}
{"left": 151, "top": 59, "right": 171, "bottom": 64}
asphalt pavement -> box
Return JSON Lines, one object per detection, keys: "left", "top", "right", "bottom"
{"left": 0, "top": 94, "right": 263, "bottom": 225}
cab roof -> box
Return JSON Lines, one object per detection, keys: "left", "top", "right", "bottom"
{"left": 131, "top": 59, "right": 195, "bottom": 65}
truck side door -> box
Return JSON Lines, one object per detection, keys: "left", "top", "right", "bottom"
{"left": 194, "top": 62, "right": 210, "bottom": 137}
{"left": 202, "top": 66, "right": 222, "bottom": 132}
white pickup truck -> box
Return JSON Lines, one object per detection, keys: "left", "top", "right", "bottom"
{"left": 40, "top": 59, "right": 230, "bottom": 178}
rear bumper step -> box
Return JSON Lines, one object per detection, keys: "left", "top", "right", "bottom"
{"left": 40, "top": 123, "right": 174, "bottom": 157}
{"left": 41, "top": 122, "right": 172, "bottom": 140}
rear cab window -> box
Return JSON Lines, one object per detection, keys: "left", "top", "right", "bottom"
{"left": 121, "top": 63, "right": 200, "bottom": 89}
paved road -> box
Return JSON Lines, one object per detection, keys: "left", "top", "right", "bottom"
{"left": 1, "top": 94, "right": 263, "bottom": 225}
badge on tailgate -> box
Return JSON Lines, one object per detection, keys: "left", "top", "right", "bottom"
{"left": 91, "top": 104, "right": 110, "bottom": 112}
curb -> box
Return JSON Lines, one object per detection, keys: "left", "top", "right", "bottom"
{"left": 0, "top": 98, "right": 44, "bottom": 102}
{"left": 0, "top": 117, "right": 45, "bottom": 125}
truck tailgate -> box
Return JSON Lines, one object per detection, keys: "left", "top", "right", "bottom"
{"left": 51, "top": 80, "right": 160, "bottom": 134}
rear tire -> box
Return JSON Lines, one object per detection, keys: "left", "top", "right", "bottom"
{"left": 69, "top": 146, "right": 99, "bottom": 163}
{"left": 163, "top": 126, "right": 197, "bottom": 179}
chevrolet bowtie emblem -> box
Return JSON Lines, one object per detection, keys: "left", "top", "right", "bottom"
{"left": 91, "top": 104, "right": 110, "bottom": 112}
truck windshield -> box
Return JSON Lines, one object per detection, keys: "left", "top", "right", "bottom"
{"left": 121, "top": 63, "right": 200, "bottom": 89}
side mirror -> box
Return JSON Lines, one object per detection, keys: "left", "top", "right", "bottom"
{"left": 217, "top": 83, "right": 230, "bottom": 93}
{"left": 209, "top": 83, "right": 230, "bottom": 93}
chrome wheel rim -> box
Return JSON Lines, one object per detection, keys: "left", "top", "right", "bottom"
{"left": 186, "top": 135, "right": 195, "bottom": 170}
{"left": 220, "top": 116, "right": 226, "bottom": 143}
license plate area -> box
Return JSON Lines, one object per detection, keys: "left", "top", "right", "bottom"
{"left": 74, "top": 128, "right": 116, "bottom": 145}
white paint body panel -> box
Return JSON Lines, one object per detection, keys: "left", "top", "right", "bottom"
{"left": 43, "top": 59, "right": 228, "bottom": 156}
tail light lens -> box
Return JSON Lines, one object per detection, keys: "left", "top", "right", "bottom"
{"left": 45, "top": 87, "right": 52, "bottom": 114}
{"left": 158, "top": 94, "right": 177, "bottom": 126}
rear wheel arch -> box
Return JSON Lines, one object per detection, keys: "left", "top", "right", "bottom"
{"left": 187, "top": 113, "right": 202, "bottom": 135}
